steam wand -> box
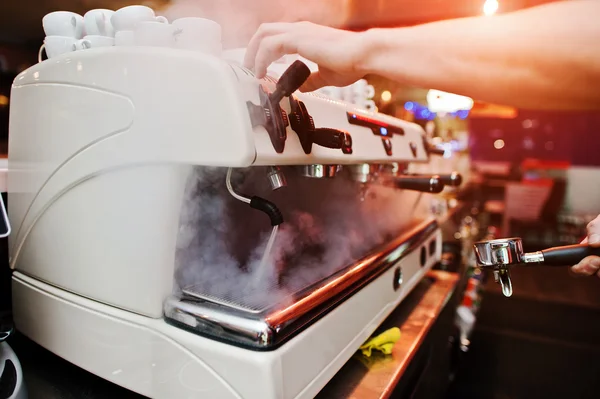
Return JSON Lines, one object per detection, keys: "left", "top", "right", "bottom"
{"left": 226, "top": 168, "right": 284, "bottom": 226}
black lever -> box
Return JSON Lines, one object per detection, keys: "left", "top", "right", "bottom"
{"left": 410, "top": 172, "right": 462, "bottom": 187}
{"left": 312, "top": 128, "right": 353, "bottom": 154}
{"left": 270, "top": 60, "right": 311, "bottom": 104}
{"left": 391, "top": 175, "right": 445, "bottom": 193}
{"left": 246, "top": 61, "right": 311, "bottom": 154}
{"left": 428, "top": 145, "right": 446, "bottom": 156}
{"left": 289, "top": 98, "right": 353, "bottom": 154}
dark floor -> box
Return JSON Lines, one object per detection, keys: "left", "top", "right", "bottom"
{"left": 447, "top": 267, "right": 600, "bottom": 399}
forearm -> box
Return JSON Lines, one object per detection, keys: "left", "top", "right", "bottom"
{"left": 360, "top": 0, "right": 600, "bottom": 110}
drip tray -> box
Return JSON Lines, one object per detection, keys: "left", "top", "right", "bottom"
{"left": 181, "top": 284, "right": 286, "bottom": 314}
{"left": 165, "top": 219, "right": 438, "bottom": 350}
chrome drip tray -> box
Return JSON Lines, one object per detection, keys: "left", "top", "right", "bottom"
{"left": 165, "top": 218, "right": 438, "bottom": 350}
{"left": 181, "top": 284, "right": 281, "bottom": 314}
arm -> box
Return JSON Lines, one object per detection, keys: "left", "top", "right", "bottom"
{"left": 245, "top": 0, "right": 600, "bottom": 110}
{"left": 363, "top": 0, "right": 600, "bottom": 110}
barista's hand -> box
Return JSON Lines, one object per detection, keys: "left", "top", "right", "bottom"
{"left": 571, "top": 214, "right": 600, "bottom": 277}
{"left": 243, "top": 22, "right": 369, "bottom": 91}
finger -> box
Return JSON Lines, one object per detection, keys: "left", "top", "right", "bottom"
{"left": 299, "top": 71, "right": 329, "bottom": 92}
{"left": 586, "top": 218, "right": 600, "bottom": 246}
{"left": 244, "top": 23, "right": 292, "bottom": 70}
{"left": 254, "top": 34, "right": 297, "bottom": 78}
{"left": 588, "top": 234, "right": 600, "bottom": 247}
{"left": 571, "top": 255, "right": 600, "bottom": 276}
{"left": 581, "top": 237, "right": 588, "bottom": 244}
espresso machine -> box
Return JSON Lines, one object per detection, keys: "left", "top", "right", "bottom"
{"left": 7, "top": 12, "right": 466, "bottom": 399}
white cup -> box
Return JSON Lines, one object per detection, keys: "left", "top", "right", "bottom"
{"left": 40, "top": 36, "right": 77, "bottom": 59}
{"left": 42, "top": 11, "right": 84, "bottom": 38}
{"left": 74, "top": 35, "right": 114, "bottom": 50}
{"left": 364, "top": 99, "right": 377, "bottom": 111}
{"left": 352, "top": 79, "right": 375, "bottom": 99}
{"left": 84, "top": 9, "right": 115, "bottom": 37}
{"left": 173, "top": 17, "right": 222, "bottom": 55}
{"left": 318, "top": 86, "right": 342, "bottom": 99}
{"left": 135, "top": 21, "right": 178, "bottom": 48}
{"left": 114, "top": 30, "right": 135, "bottom": 46}
{"left": 111, "top": 5, "right": 167, "bottom": 32}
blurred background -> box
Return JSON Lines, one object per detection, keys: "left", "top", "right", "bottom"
{"left": 0, "top": 1, "right": 599, "bottom": 399}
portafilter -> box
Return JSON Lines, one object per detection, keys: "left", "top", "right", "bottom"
{"left": 473, "top": 237, "right": 600, "bottom": 297}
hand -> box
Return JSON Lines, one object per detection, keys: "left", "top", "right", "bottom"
{"left": 243, "top": 22, "right": 369, "bottom": 92}
{"left": 571, "top": 214, "right": 600, "bottom": 277}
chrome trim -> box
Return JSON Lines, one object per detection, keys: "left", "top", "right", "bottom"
{"left": 266, "top": 166, "right": 287, "bottom": 190}
{"left": 164, "top": 218, "right": 439, "bottom": 350}
{"left": 521, "top": 251, "right": 544, "bottom": 263}
{"left": 299, "top": 164, "right": 341, "bottom": 178}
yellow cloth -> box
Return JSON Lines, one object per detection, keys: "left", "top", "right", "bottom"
{"left": 359, "top": 327, "right": 401, "bottom": 357}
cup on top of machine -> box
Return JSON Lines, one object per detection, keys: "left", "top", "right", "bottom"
{"left": 74, "top": 35, "right": 115, "bottom": 50}
{"left": 114, "top": 30, "right": 135, "bottom": 46}
{"left": 39, "top": 36, "right": 77, "bottom": 61}
{"left": 83, "top": 9, "right": 115, "bottom": 37}
{"left": 42, "top": 11, "right": 84, "bottom": 38}
{"left": 111, "top": 5, "right": 168, "bottom": 32}
{"left": 134, "top": 21, "right": 178, "bottom": 48}
{"left": 172, "top": 17, "right": 222, "bottom": 55}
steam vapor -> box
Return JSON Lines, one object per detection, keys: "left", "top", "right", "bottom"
{"left": 174, "top": 166, "right": 432, "bottom": 311}
{"left": 159, "top": 0, "right": 350, "bottom": 48}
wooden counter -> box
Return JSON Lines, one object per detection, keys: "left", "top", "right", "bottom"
{"left": 317, "top": 269, "right": 460, "bottom": 399}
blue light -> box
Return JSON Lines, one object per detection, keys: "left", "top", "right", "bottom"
{"left": 420, "top": 109, "right": 430, "bottom": 119}
{"left": 351, "top": 114, "right": 357, "bottom": 119}
{"left": 380, "top": 127, "right": 388, "bottom": 136}
{"left": 457, "top": 110, "right": 469, "bottom": 119}
{"left": 404, "top": 102, "right": 414, "bottom": 111}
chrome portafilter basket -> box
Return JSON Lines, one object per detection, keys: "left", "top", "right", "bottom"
{"left": 473, "top": 237, "right": 600, "bottom": 297}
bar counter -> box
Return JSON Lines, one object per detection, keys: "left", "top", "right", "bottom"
{"left": 317, "top": 269, "right": 460, "bottom": 399}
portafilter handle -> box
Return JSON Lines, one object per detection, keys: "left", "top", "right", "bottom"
{"left": 410, "top": 172, "right": 462, "bottom": 187}
{"left": 392, "top": 175, "right": 445, "bottom": 193}
{"left": 529, "top": 244, "right": 600, "bottom": 266}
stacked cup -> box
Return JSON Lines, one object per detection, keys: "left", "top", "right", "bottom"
{"left": 111, "top": 5, "right": 223, "bottom": 55}
{"left": 317, "top": 79, "right": 376, "bottom": 111}
{"left": 39, "top": 5, "right": 223, "bottom": 59}
{"left": 78, "top": 9, "right": 115, "bottom": 50}
{"left": 172, "top": 17, "right": 222, "bottom": 56}
{"left": 40, "top": 9, "right": 115, "bottom": 61}
{"left": 40, "top": 11, "right": 84, "bottom": 60}
{"left": 111, "top": 5, "right": 170, "bottom": 47}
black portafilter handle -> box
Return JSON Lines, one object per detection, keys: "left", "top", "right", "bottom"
{"left": 269, "top": 60, "right": 312, "bottom": 104}
{"left": 541, "top": 244, "right": 600, "bottom": 266}
{"left": 393, "top": 175, "right": 445, "bottom": 193}
{"left": 312, "top": 128, "right": 353, "bottom": 154}
{"left": 411, "top": 172, "right": 463, "bottom": 187}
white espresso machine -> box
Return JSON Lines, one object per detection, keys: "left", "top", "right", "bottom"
{"left": 7, "top": 12, "right": 465, "bottom": 399}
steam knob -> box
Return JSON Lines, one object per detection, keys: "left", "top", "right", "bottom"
{"left": 270, "top": 60, "right": 312, "bottom": 104}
